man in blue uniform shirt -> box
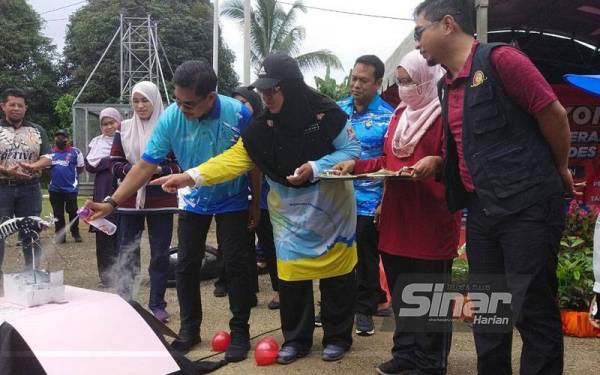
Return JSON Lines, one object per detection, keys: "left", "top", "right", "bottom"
{"left": 338, "top": 55, "right": 394, "bottom": 336}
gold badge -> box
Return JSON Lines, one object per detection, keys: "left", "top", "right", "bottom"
{"left": 471, "top": 70, "right": 487, "bottom": 87}
{"left": 365, "top": 119, "right": 372, "bottom": 128}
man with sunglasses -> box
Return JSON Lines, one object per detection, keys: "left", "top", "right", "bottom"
{"left": 411, "top": 1, "right": 572, "bottom": 374}
{"left": 86, "top": 61, "right": 256, "bottom": 362}
{"left": 337, "top": 55, "right": 393, "bottom": 337}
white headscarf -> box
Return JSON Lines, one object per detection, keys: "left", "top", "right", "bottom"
{"left": 86, "top": 108, "right": 122, "bottom": 167}
{"left": 120, "top": 81, "right": 164, "bottom": 209}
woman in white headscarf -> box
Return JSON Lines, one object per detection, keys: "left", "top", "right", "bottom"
{"left": 110, "top": 81, "right": 180, "bottom": 322}
{"left": 335, "top": 50, "right": 461, "bottom": 375}
{"left": 85, "top": 107, "right": 121, "bottom": 288}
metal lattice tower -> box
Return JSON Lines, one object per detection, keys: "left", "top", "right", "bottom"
{"left": 119, "top": 14, "right": 169, "bottom": 102}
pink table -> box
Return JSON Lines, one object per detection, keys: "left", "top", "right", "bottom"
{"left": 0, "top": 286, "right": 179, "bottom": 375}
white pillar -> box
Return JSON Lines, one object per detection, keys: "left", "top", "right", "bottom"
{"left": 243, "top": 0, "right": 251, "bottom": 85}
{"left": 475, "top": 0, "right": 489, "bottom": 43}
{"left": 213, "top": 0, "right": 219, "bottom": 77}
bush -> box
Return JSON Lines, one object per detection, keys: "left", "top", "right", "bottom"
{"left": 558, "top": 200, "right": 598, "bottom": 311}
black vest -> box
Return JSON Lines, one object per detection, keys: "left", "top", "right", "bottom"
{"left": 438, "top": 43, "right": 564, "bottom": 217}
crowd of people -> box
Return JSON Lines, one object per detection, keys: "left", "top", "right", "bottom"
{"left": 2, "top": 0, "right": 599, "bottom": 374}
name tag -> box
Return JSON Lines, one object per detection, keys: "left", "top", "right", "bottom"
{"left": 304, "top": 123, "right": 320, "bottom": 135}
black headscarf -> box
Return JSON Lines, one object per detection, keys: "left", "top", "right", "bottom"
{"left": 242, "top": 79, "right": 348, "bottom": 188}
{"left": 232, "top": 86, "right": 264, "bottom": 116}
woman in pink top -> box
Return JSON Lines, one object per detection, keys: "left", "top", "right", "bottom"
{"left": 334, "top": 50, "right": 460, "bottom": 375}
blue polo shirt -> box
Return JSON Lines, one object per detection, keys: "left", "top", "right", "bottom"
{"left": 49, "top": 146, "right": 84, "bottom": 194}
{"left": 142, "top": 95, "right": 252, "bottom": 215}
{"left": 337, "top": 95, "right": 393, "bottom": 216}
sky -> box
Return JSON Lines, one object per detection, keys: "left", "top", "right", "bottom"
{"left": 28, "top": 0, "right": 421, "bottom": 86}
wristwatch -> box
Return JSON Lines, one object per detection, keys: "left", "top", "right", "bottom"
{"left": 102, "top": 196, "right": 119, "bottom": 209}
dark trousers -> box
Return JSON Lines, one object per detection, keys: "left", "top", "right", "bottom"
{"left": 48, "top": 191, "right": 80, "bottom": 239}
{"left": 279, "top": 271, "right": 356, "bottom": 351}
{"left": 356, "top": 215, "right": 386, "bottom": 315}
{"left": 177, "top": 210, "right": 254, "bottom": 337}
{"left": 117, "top": 213, "right": 173, "bottom": 310}
{"left": 381, "top": 252, "right": 453, "bottom": 375}
{"left": 256, "top": 209, "right": 278, "bottom": 292}
{"left": 0, "top": 183, "right": 42, "bottom": 271}
{"left": 96, "top": 231, "right": 118, "bottom": 285}
{"left": 215, "top": 210, "right": 273, "bottom": 294}
{"left": 466, "top": 194, "right": 565, "bottom": 375}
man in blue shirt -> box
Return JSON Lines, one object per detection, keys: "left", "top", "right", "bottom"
{"left": 338, "top": 55, "right": 393, "bottom": 336}
{"left": 86, "top": 61, "right": 256, "bottom": 362}
{"left": 49, "top": 129, "right": 84, "bottom": 243}
{"left": 16, "top": 128, "right": 86, "bottom": 245}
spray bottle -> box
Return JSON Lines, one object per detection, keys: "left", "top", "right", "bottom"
{"left": 77, "top": 208, "right": 117, "bottom": 235}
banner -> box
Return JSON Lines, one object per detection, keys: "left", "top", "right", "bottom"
{"left": 553, "top": 84, "right": 600, "bottom": 207}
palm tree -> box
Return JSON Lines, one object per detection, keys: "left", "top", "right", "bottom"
{"left": 221, "top": 0, "right": 342, "bottom": 74}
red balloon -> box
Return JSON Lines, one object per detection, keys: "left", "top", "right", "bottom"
{"left": 211, "top": 331, "right": 231, "bottom": 352}
{"left": 254, "top": 337, "right": 279, "bottom": 366}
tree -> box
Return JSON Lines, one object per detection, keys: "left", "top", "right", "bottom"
{"left": 0, "top": 0, "right": 61, "bottom": 129}
{"left": 63, "top": 0, "right": 239, "bottom": 103}
{"left": 54, "top": 94, "right": 75, "bottom": 134}
{"left": 315, "top": 66, "right": 351, "bottom": 101}
{"left": 221, "top": 0, "right": 342, "bottom": 74}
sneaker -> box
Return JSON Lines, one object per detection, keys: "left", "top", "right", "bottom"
{"left": 224, "top": 333, "right": 250, "bottom": 362}
{"left": 73, "top": 235, "right": 83, "bottom": 243}
{"left": 321, "top": 344, "right": 346, "bottom": 362}
{"left": 376, "top": 358, "right": 416, "bottom": 375}
{"left": 355, "top": 313, "right": 375, "bottom": 336}
{"left": 277, "top": 344, "right": 309, "bottom": 365}
{"left": 213, "top": 283, "right": 227, "bottom": 297}
{"left": 151, "top": 308, "right": 170, "bottom": 323}
{"left": 267, "top": 297, "right": 280, "bottom": 310}
{"left": 171, "top": 334, "right": 201, "bottom": 354}
{"left": 314, "top": 312, "right": 322, "bottom": 327}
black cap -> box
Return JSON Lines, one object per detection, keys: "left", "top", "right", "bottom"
{"left": 252, "top": 53, "right": 303, "bottom": 90}
{"left": 55, "top": 129, "right": 69, "bottom": 137}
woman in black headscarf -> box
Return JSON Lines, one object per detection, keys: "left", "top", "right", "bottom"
{"left": 152, "top": 54, "right": 362, "bottom": 364}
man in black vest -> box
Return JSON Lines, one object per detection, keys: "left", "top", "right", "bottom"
{"left": 410, "top": 1, "right": 574, "bottom": 374}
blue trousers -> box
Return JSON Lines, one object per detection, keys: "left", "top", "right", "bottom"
{"left": 116, "top": 212, "right": 173, "bottom": 310}
{"left": 0, "top": 183, "right": 43, "bottom": 271}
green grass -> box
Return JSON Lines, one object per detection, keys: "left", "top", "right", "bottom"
{"left": 40, "top": 188, "right": 91, "bottom": 218}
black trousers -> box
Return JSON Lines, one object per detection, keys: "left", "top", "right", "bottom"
{"left": 49, "top": 191, "right": 80, "bottom": 238}
{"left": 466, "top": 194, "right": 565, "bottom": 375}
{"left": 95, "top": 231, "right": 118, "bottom": 285}
{"left": 381, "top": 252, "right": 453, "bottom": 375}
{"left": 356, "top": 215, "right": 386, "bottom": 315}
{"left": 215, "top": 209, "right": 276, "bottom": 293}
{"left": 177, "top": 210, "right": 254, "bottom": 337}
{"left": 256, "top": 209, "right": 278, "bottom": 292}
{"left": 279, "top": 271, "right": 356, "bottom": 351}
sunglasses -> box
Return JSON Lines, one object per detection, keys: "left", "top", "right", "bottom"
{"left": 413, "top": 21, "right": 440, "bottom": 42}
{"left": 172, "top": 96, "right": 204, "bottom": 111}
{"left": 413, "top": 13, "right": 461, "bottom": 42}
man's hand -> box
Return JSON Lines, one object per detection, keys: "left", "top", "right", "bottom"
{"left": 558, "top": 167, "right": 576, "bottom": 196}
{"left": 248, "top": 202, "right": 261, "bottom": 231}
{"left": 18, "top": 162, "right": 40, "bottom": 173}
{"left": 590, "top": 295, "right": 600, "bottom": 329}
{"left": 412, "top": 156, "right": 442, "bottom": 180}
{"left": 4, "top": 165, "right": 31, "bottom": 179}
{"left": 373, "top": 204, "right": 382, "bottom": 229}
{"left": 84, "top": 200, "right": 114, "bottom": 221}
{"left": 286, "top": 163, "right": 313, "bottom": 185}
{"left": 150, "top": 173, "right": 195, "bottom": 193}
{"left": 332, "top": 160, "right": 356, "bottom": 175}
